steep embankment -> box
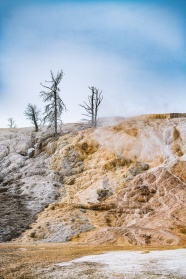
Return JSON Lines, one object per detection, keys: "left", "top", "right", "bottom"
{"left": 0, "top": 116, "right": 186, "bottom": 246}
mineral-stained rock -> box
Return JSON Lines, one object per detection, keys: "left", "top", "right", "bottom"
{"left": 1, "top": 117, "right": 186, "bottom": 246}
{"left": 45, "top": 141, "right": 57, "bottom": 155}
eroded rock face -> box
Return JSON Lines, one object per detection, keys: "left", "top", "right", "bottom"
{"left": 1, "top": 117, "right": 186, "bottom": 246}
{"left": 99, "top": 168, "right": 186, "bottom": 246}
{"left": 0, "top": 124, "right": 92, "bottom": 243}
{"left": 0, "top": 127, "right": 75, "bottom": 242}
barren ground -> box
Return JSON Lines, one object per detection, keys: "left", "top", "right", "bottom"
{"left": 0, "top": 243, "right": 186, "bottom": 278}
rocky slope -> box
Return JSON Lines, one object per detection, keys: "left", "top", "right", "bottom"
{"left": 0, "top": 115, "right": 186, "bottom": 246}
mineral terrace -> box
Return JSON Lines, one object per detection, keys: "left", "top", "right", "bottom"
{"left": 0, "top": 115, "right": 186, "bottom": 246}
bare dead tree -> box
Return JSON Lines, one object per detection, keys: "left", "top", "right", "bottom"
{"left": 79, "top": 86, "right": 103, "bottom": 127}
{"left": 40, "top": 70, "right": 67, "bottom": 135}
{"left": 24, "top": 103, "right": 40, "bottom": 132}
{"left": 7, "top": 117, "right": 16, "bottom": 128}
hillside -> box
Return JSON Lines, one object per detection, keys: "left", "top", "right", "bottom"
{"left": 0, "top": 115, "right": 186, "bottom": 246}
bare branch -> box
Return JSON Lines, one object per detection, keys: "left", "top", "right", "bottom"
{"left": 7, "top": 117, "right": 16, "bottom": 128}
{"left": 24, "top": 103, "right": 40, "bottom": 132}
{"left": 79, "top": 86, "right": 103, "bottom": 128}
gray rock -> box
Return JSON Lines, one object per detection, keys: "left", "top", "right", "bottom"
{"left": 129, "top": 167, "right": 141, "bottom": 176}
{"left": 41, "top": 214, "right": 93, "bottom": 243}
{"left": 28, "top": 148, "right": 35, "bottom": 158}
{"left": 80, "top": 208, "right": 86, "bottom": 213}
{"left": 0, "top": 187, "right": 8, "bottom": 193}
{"left": 140, "top": 163, "right": 149, "bottom": 171}
{"left": 97, "top": 180, "right": 113, "bottom": 201}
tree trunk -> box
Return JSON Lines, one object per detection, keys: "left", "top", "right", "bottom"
{"left": 34, "top": 121, "right": 38, "bottom": 132}
{"left": 54, "top": 90, "right": 57, "bottom": 135}
{"left": 33, "top": 114, "right": 38, "bottom": 132}
{"left": 95, "top": 106, "right": 97, "bottom": 128}
{"left": 91, "top": 90, "right": 94, "bottom": 127}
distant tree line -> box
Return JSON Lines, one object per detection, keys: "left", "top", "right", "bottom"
{"left": 8, "top": 70, "right": 103, "bottom": 135}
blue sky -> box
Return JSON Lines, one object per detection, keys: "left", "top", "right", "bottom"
{"left": 0, "top": 0, "right": 186, "bottom": 127}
